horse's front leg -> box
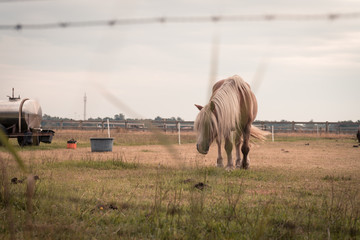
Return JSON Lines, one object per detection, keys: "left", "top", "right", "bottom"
{"left": 216, "top": 138, "right": 223, "bottom": 167}
{"left": 224, "top": 136, "right": 234, "bottom": 170}
{"left": 235, "top": 132, "right": 242, "bottom": 168}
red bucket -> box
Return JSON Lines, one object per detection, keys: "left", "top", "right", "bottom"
{"left": 67, "top": 143, "right": 77, "bottom": 149}
{"left": 67, "top": 139, "right": 77, "bottom": 149}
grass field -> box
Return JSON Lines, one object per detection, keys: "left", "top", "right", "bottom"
{"left": 1, "top": 130, "right": 359, "bottom": 239}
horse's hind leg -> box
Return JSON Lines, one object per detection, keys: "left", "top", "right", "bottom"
{"left": 241, "top": 125, "right": 251, "bottom": 169}
{"left": 216, "top": 139, "right": 224, "bottom": 167}
{"left": 225, "top": 136, "right": 234, "bottom": 170}
{"left": 235, "top": 132, "right": 242, "bottom": 168}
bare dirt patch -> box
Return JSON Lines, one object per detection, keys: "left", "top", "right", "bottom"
{"left": 3, "top": 135, "right": 358, "bottom": 178}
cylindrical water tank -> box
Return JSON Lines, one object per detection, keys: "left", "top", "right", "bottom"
{"left": 0, "top": 98, "right": 42, "bottom": 132}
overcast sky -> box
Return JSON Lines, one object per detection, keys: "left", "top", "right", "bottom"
{"left": 0, "top": 0, "right": 359, "bottom": 121}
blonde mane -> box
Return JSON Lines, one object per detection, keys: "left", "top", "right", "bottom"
{"left": 210, "top": 75, "right": 254, "bottom": 138}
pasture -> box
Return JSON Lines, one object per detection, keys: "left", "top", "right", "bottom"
{"left": 1, "top": 130, "right": 359, "bottom": 239}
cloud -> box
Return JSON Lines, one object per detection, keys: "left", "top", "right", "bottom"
{"left": 1, "top": 0, "right": 359, "bottom": 121}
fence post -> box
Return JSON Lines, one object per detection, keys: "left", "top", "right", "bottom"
{"left": 163, "top": 119, "right": 167, "bottom": 132}
{"left": 316, "top": 125, "right": 319, "bottom": 136}
{"left": 177, "top": 121, "right": 181, "bottom": 145}
{"left": 272, "top": 125, "right": 274, "bottom": 142}
{"left": 292, "top": 121, "right": 295, "bottom": 132}
{"left": 107, "top": 119, "right": 110, "bottom": 138}
{"left": 326, "top": 121, "right": 329, "bottom": 133}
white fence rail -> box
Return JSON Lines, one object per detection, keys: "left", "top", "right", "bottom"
{"left": 41, "top": 120, "right": 359, "bottom": 135}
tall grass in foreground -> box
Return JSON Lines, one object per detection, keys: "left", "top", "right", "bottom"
{"left": 1, "top": 159, "right": 359, "bottom": 239}
{"left": 0, "top": 129, "right": 36, "bottom": 240}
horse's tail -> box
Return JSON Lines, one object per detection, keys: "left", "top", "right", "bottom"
{"left": 250, "top": 125, "right": 269, "bottom": 141}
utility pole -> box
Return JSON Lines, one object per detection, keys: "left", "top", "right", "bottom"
{"left": 83, "top": 92, "right": 87, "bottom": 121}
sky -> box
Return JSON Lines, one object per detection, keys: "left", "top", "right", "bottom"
{"left": 0, "top": 0, "right": 359, "bottom": 122}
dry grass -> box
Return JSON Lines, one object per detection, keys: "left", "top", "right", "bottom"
{"left": 5, "top": 131, "right": 357, "bottom": 170}
{"left": 1, "top": 131, "right": 359, "bottom": 239}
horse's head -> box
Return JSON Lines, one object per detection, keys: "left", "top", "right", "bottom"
{"left": 194, "top": 102, "right": 218, "bottom": 154}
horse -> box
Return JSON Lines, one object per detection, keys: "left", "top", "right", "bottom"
{"left": 194, "top": 75, "right": 267, "bottom": 170}
{"left": 357, "top": 127, "right": 360, "bottom": 143}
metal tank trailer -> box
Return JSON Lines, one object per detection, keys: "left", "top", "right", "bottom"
{"left": 0, "top": 89, "right": 54, "bottom": 146}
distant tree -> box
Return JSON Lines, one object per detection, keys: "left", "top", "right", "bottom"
{"left": 42, "top": 114, "right": 71, "bottom": 121}
{"left": 177, "top": 117, "right": 184, "bottom": 121}
{"left": 114, "top": 113, "right": 125, "bottom": 120}
{"left": 338, "top": 120, "right": 355, "bottom": 128}
{"left": 338, "top": 120, "right": 354, "bottom": 123}
{"left": 43, "top": 114, "right": 52, "bottom": 120}
{"left": 88, "top": 117, "right": 102, "bottom": 121}
{"left": 155, "top": 116, "right": 162, "bottom": 121}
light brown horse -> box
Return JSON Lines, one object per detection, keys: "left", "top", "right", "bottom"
{"left": 194, "top": 75, "right": 267, "bottom": 170}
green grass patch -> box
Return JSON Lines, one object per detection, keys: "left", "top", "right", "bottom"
{"left": 195, "top": 166, "right": 287, "bottom": 182}
{"left": 2, "top": 163, "right": 359, "bottom": 239}
{"left": 322, "top": 175, "right": 352, "bottom": 181}
{"left": 47, "top": 158, "right": 139, "bottom": 170}
{"left": 1, "top": 132, "right": 196, "bottom": 151}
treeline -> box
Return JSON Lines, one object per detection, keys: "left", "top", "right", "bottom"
{"left": 42, "top": 114, "right": 184, "bottom": 122}
{"left": 43, "top": 114, "right": 359, "bottom": 125}
{"left": 254, "top": 119, "right": 360, "bottom": 130}
{"left": 254, "top": 120, "right": 360, "bottom": 124}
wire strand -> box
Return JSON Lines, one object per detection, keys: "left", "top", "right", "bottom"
{"left": 1, "top": 12, "right": 359, "bottom": 31}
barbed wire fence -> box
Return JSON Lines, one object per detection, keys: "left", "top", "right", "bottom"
{"left": 1, "top": 12, "right": 360, "bottom": 31}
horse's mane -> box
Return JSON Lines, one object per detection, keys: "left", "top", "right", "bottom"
{"left": 210, "top": 75, "right": 254, "bottom": 138}
{"left": 195, "top": 75, "right": 255, "bottom": 141}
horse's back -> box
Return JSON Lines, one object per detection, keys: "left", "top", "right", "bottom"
{"left": 211, "top": 75, "right": 258, "bottom": 130}
{"left": 229, "top": 75, "right": 258, "bottom": 124}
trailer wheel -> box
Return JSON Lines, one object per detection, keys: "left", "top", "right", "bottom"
{"left": 17, "top": 131, "right": 33, "bottom": 147}
{"left": 17, "top": 136, "right": 25, "bottom": 147}
{"left": 0, "top": 124, "right": 8, "bottom": 146}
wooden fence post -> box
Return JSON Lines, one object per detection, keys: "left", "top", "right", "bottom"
{"left": 326, "top": 121, "right": 329, "bottom": 133}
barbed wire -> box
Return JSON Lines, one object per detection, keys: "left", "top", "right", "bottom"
{"left": 0, "top": 0, "right": 48, "bottom": 2}
{"left": 1, "top": 12, "right": 360, "bottom": 31}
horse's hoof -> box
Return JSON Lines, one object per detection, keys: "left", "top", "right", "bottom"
{"left": 225, "top": 165, "right": 235, "bottom": 171}
{"left": 217, "top": 164, "right": 224, "bottom": 168}
{"left": 241, "top": 165, "right": 249, "bottom": 170}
